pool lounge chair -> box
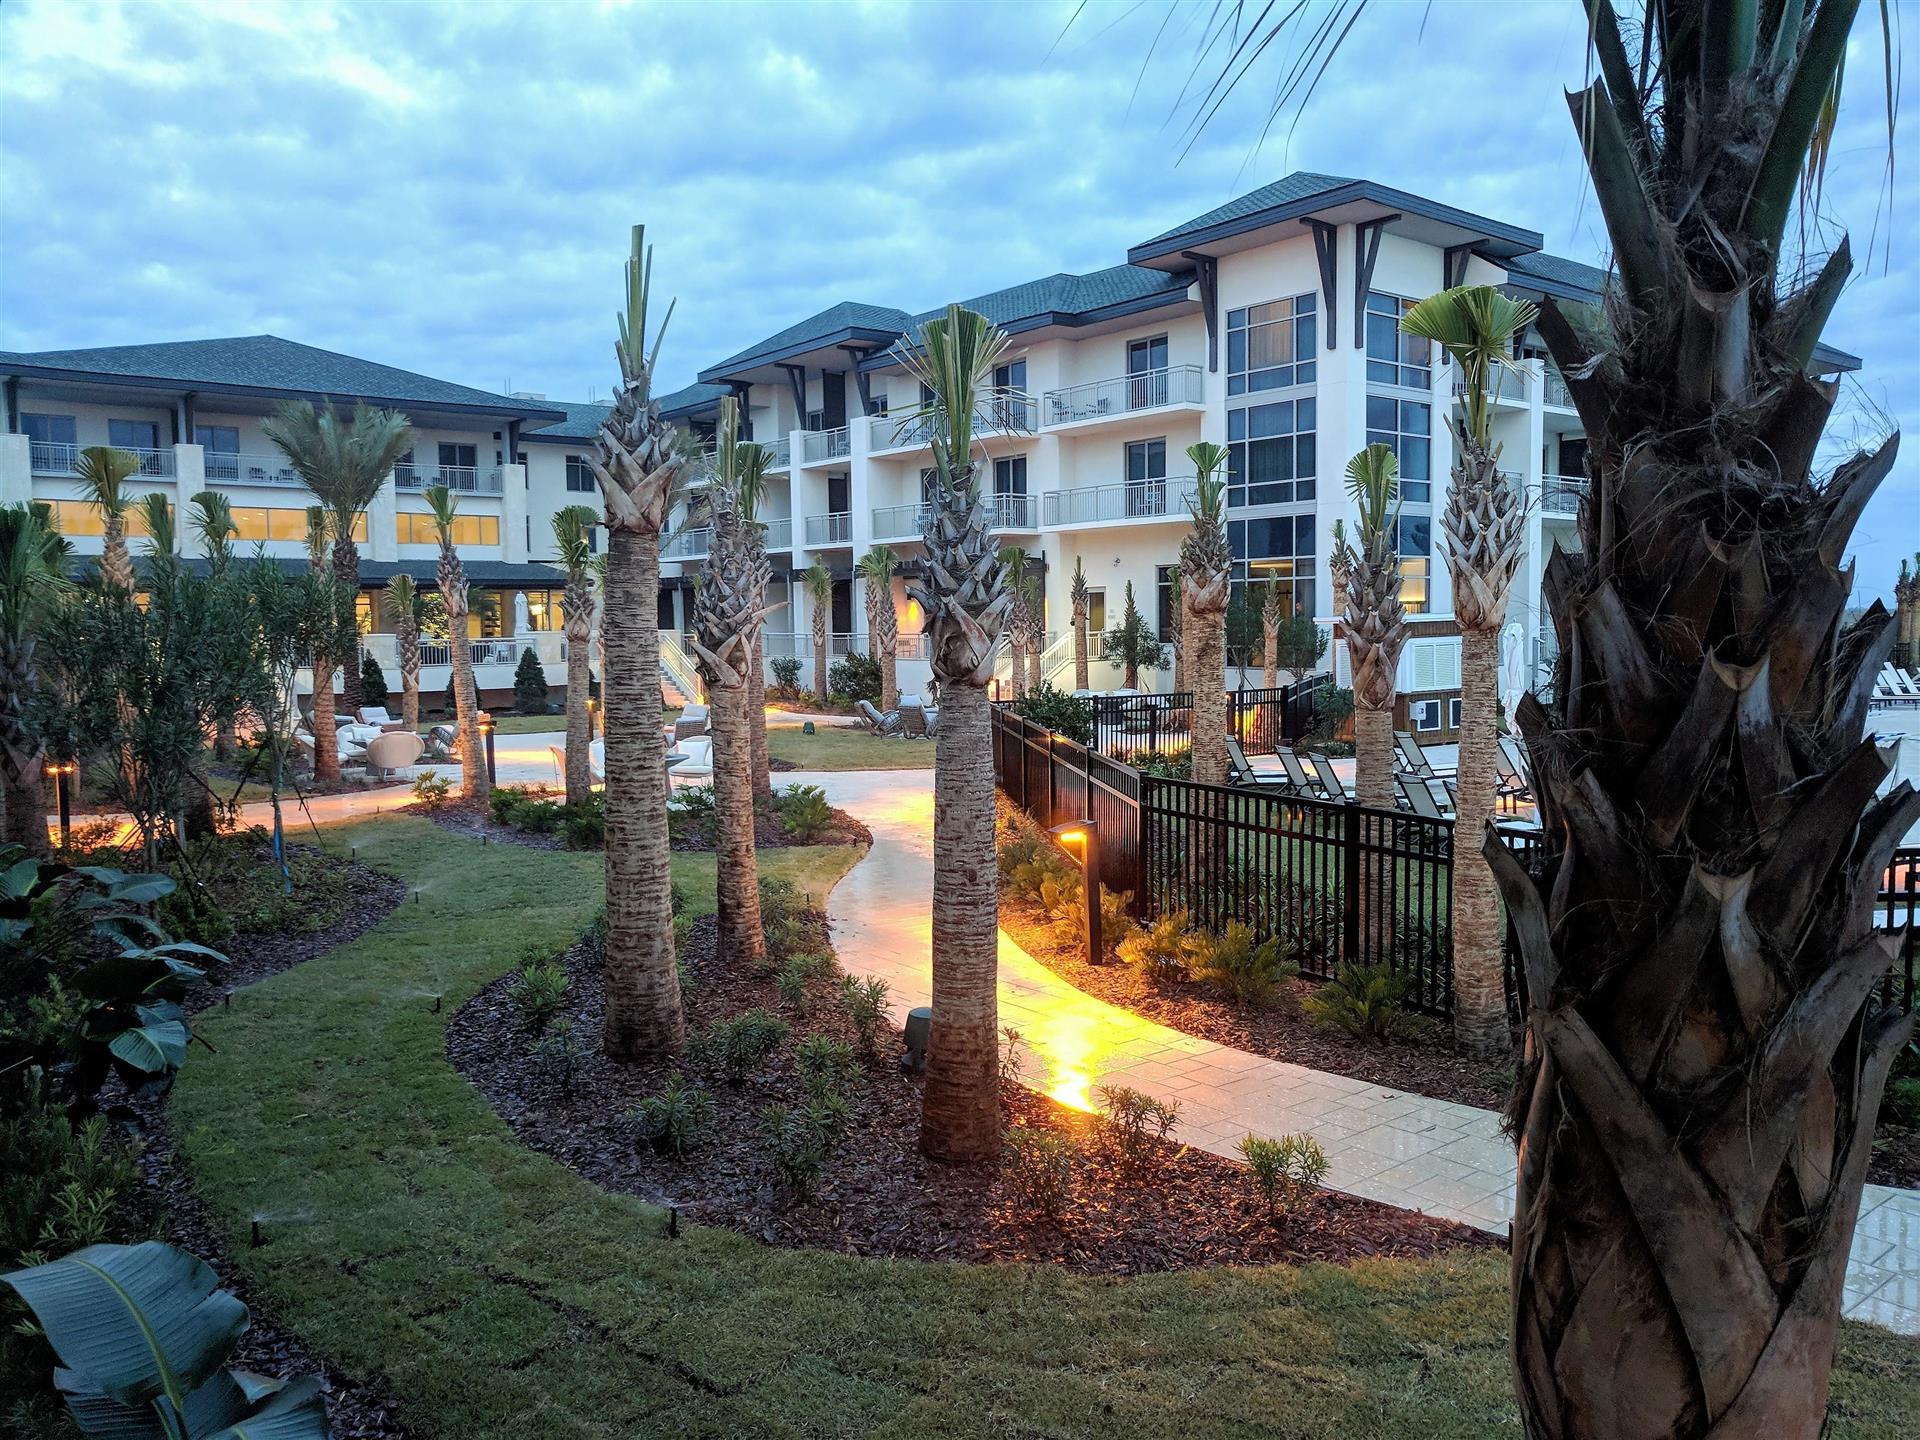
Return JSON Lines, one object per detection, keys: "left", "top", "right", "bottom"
{"left": 1306, "top": 751, "right": 1353, "bottom": 803}
{"left": 1224, "top": 735, "right": 1293, "bottom": 789}
{"left": 856, "top": 699, "right": 902, "bottom": 736}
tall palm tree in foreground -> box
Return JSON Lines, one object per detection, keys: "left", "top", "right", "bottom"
{"left": 1070, "top": 556, "right": 1091, "bottom": 691}
{"left": 857, "top": 544, "right": 901, "bottom": 709}
{"left": 899, "top": 304, "right": 1015, "bottom": 1163}
{"left": 264, "top": 400, "right": 414, "bottom": 715}
{"left": 74, "top": 447, "right": 139, "bottom": 594}
{"left": 587, "top": 223, "right": 686, "bottom": 1062}
{"left": 1260, "top": 580, "right": 1283, "bottom": 691}
{"left": 803, "top": 562, "right": 832, "bottom": 703}
{"left": 0, "top": 504, "right": 69, "bottom": 853}
{"left": 384, "top": 573, "right": 426, "bottom": 731}
{"left": 1180, "top": 442, "right": 1231, "bottom": 785}
{"left": 1000, "top": 545, "right": 1031, "bottom": 699}
{"left": 301, "top": 506, "right": 342, "bottom": 783}
{"left": 549, "top": 505, "right": 600, "bottom": 806}
{"left": 424, "top": 485, "right": 487, "bottom": 803}
{"left": 690, "top": 398, "right": 776, "bottom": 964}
{"left": 1334, "top": 446, "right": 1405, "bottom": 811}
{"left": 1399, "top": 284, "right": 1536, "bottom": 1060}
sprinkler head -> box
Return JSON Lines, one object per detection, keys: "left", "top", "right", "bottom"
{"left": 668, "top": 1206, "right": 679, "bottom": 1240}
{"left": 250, "top": 1219, "right": 268, "bottom": 1249}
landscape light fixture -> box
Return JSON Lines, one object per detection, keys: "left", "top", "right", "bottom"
{"left": 44, "top": 760, "right": 76, "bottom": 849}
{"left": 901, "top": 1005, "right": 933, "bottom": 1073}
{"left": 1047, "top": 818, "right": 1103, "bottom": 965}
{"left": 477, "top": 712, "right": 497, "bottom": 783}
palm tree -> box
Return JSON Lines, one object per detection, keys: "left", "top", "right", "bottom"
{"left": 424, "top": 485, "right": 487, "bottom": 803}
{"left": 0, "top": 505, "right": 69, "bottom": 853}
{"left": 188, "top": 490, "right": 237, "bottom": 572}
{"left": 384, "top": 573, "right": 426, "bottom": 731}
{"left": 728, "top": 441, "right": 775, "bottom": 802}
{"left": 586, "top": 223, "right": 686, "bottom": 1063}
{"left": 1070, "top": 557, "right": 1091, "bottom": 691}
{"left": 1896, "top": 555, "right": 1920, "bottom": 668}
{"left": 1022, "top": 575, "right": 1044, "bottom": 694}
{"left": 1000, "top": 545, "right": 1031, "bottom": 699}
{"left": 1166, "top": 565, "right": 1185, "bottom": 692}
{"left": 857, "top": 544, "right": 901, "bottom": 710}
{"left": 1101, "top": 580, "right": 1160, "bottom": 690}
{"left": 548, "top": 505, "right": 599, "bottom": 806}
{"left": 301, "top": 506, "right": 342, "bottom": 784}
{"left": 899, "top": 304, "right": 1016, "bottom": 1164}
{"left": 802, "top": 562, "right": 832, "bottom": 703}
{"left": 1180, "top": 442, "right": 1231, "bottom": 785}
{"left": 263, "top": 401, "right": 414, "bottom": 716}
{"left": 1260, "top": 581, "right": 1284, "bottom": 691}
{"left": 1399, "top": 285, "right": 1536, "bottom": 1060}
{"left": 1334, "top": 445, "right": 1405, "bottom": 811}
{"left": 689, "top": 398, "right": 775, "bottom": 965}
{"left": 73, "top": 447, "right": 140, "bottom": 594}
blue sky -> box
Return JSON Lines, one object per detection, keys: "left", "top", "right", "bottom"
{"left": 2, "top": 0, "right": 1914, "bottom": 598}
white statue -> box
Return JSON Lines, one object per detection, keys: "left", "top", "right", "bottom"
{"left": 1500, "top": 621, "right": 1527, "bottom": 731}
{"left": 513, "top": 590, "right": 532, "bottom": 636}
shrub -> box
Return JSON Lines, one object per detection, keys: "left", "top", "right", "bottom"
{"left": 1306, "top": 685, "right": 1355, "bottom": 747}
{"left": 580, "top": 908, "right": 609, "bottom": 967}
{"left": 795, "top": 1034, "right": 859, "bottom": 1107}
{"left": 770, "top": 654, "right": 803, "bottom": 694}
{"left": 838, "top": 974, "right": 891, "bottom": 1062}
{"left": 1052, "top": 883, "right": 1138, "bottom": 963}
{"left": 1190, "top": 921, "right": 1298, "bottom": 1007}
{"left": 1013, "top": 683, "right": 1094, "bottom": 745}
{"left": 1002, "top": 1126, "right": 1077, "bottom": 1222}
{"left": 1237, "top": 1133, "right": 1329, "bottom": 1217}
{"left": 411, "top": 769, "right": 451, "bottom": 810}
{"left": 531, "top": 1020, "right": 589, "bottom": 1097}
{"left": 775, "top": 953, "right": 834, "bottom": 1015}
{"left": 761, "top": 1101, "right": 837, "bottom": 1198}
{"left": 1117, "top": 910, "right": 1199, "bottom": 986}
{"left": 360, "top": 651, "right": 390, "bottom": 708}
{"left": 828, "top": 651, "right": 882, "bottom": 702}
{"left": 1885, "top": 1075, "right": 1920, "bottom": 1128}
{"left": 698, "top": 1008, "right": 789, "bottom": 1084}
{"left": 513, "top": 646, "right": 550, "bottom": 714}
{"left": 560, "top": 792, "right": 607, "bottom": 848}
{"left": 629, "top": 1073, "right": 713, "bottom": 1159}
{"left": 509, "top": 956, "right": 571, "bottom": 1033}
{"left": 999, "top": 1025, "right": 1026, "bottom": 1092}
{"left": 778, "top": 783, "right": 835, "bottom": 841}
{"left": 1094, "top": 1084, "right": 1180, "bottom": 1178}
{"left": 759, "top": 874, "right": 825, "bottom": 959}
{"left": 670, "top": 784, "right": 717, "bottom": 821}
{"left": 1302, "top": 963, "right": 1414, "bottom": 1041}
{"left": 1129, "top": 744, "right": 1192, "bottom": 779}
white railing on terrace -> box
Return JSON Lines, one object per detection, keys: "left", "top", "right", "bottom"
{"left": 762, "top": 434, "right": 791, "bottom": 470}
{"left": 1452, "top": 366, "right": 1532, "bottom": 405}
{"left": 395, "top": 464, "right": 503, "bottom": 494}
{"left": 1541, "top": 475, "right": 1587, "bottom": 516}
{"left": 867, "top": 398, "right": 1037, "bottom": 452}
{"left": 984, "top": 492, "right": 1038, "bottom": 530}
{"left": 30, "top": 442, "right": 175, "bottom": 478}
{"left": 372, "top": 638, "right": 544, "bottom": 670}
{"left": 762, "top": 517, "right": 794, "bottom": 550}
{"left": 804, "top": 511, "right": 852, "bottom": 546}
{"left": 871, "top": 502, "right": 929, "bottom": 540}
{"left": 1544, "top": 367, "right": 1575, "bottom": 409}
{"left": 1042, "top": 476, "right": 1198, "bottom": 528}
{"left": 204, "top": 452, "right": 303, "bottom": 487}
{"left": 869, "top": 410, "right": 933, "bottom": 452}
{"left": 800, "top": 426, "right": 851, "bottom": 464}
{"left": 662, "top": 525, "right": 711, "bottom": 560}
{"left": 764, "top": 631, "right": 865, "bottom": 659}
{"left": 895, "top": 631, "right": 929, "bottom": 662}
{"left": 1042, "top": 366, "right": 1203, "bottom": 427}
{"left": 659, "top": 631, "right": 705, "bottom": 700}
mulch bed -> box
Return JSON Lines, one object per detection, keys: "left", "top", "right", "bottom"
{"left": 448, "top": 915, "right": 1499, "bottom": 1275}
{"left": 118, "top": 846, "right": 415, "bottom": 1440}
{"left": 1872, "top": 1118, "right": 1920, "bottom": 1190}
{"left": 417, "top": 792, "right": 872, "bottom": 854}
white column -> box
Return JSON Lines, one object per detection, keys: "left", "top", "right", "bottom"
{"left": 0, "top": 433, "right": 31, "bottom": 507}
{"left": 499, "top": 463, "right": 529, "bottom": 563}
{"left": 173, "top": 444, "right": 206, "bottom": 555}
{"left": 369, "top": 474, "right": 400, "bottom": 562}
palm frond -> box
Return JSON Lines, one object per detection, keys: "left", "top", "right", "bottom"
{"left": 137, "top": 492, "right": 176, "bottom": 559}
{"left": 891, "top": 305, "right": 1013, "bottom": 482}
{"left": 422, "top": 483, "right": 459, "bottom": 536}
{"left": 550, "top": 505, "right": 599, "bottom": 578}
{"left": 1343, "top": 443, "right": 1400, "bottom": 541}
{"left": 72, "top": 447, "right": 141, "bottom": 519}
{"left": 261, "top": 400, "right": 414, "bottom": 529}
{"left": 1399, "top": 285, "right": 1538, "bottom": 446}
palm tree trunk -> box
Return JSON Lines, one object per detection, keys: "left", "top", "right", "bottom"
{"left": 1450, "top": 627, "right": 1506, "bottom": 1056}
{"left": 1352, "top": 705, "right": 1393, "bottom": 810}
{"left": 1008, "top": 633, "right": 1027, "bottom": 699}
{"left": 709, "top": 668, "right": 765, "bottom": 964}
{"left": 450, "top": 638, "right": 487, "bottom": 802}
{"left": 812, "top": 626, "right": 828, "bottom": 703}
{"left": 335, "top": 535, "right": 364, "bottom": 716}
{"left": 748, "top": 632, "right": 771, "bottom": 802}
{"left": 310, "top": 655, "right": 341, "bottom": 783}
{"left": 1187, "top": 596, "right": 1228, "bottom": 786}
{"left": 920, "top": 680, "right": 999, "bottom": 1162}
{"left": 564, "top": 622, "right": 592, "bottom": 806}
{"left": 601, "top": 525, "right": 682, "bottom": 1061}
{"left": 100, "top": 522, "right": 133, "bottom": 595}
{"left": 399, "top": 636, "right": 420, "bottom": 731}
{"left": 1263, "top": 621, "right": 1278, "bottom": 691}
{"left": 1025, "top": 631, "right": 1041, "bottom": 693}
{"left": 1073, "top": 613, "right": 1089, "bottom": 692}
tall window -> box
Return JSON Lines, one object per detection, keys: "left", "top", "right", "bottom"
{"left": 194, "top": 425, "right": 240, "bottom": 478}
{"left": 398, "top": 512, "right": 499, "bottom": 547}
{"left": 1229, "top": 515, "right": 1316, "bottom": 621}
{"left": 1127, "top": 335, "right": 1169, "bottom": 408}
{"left": 1085, "top": 587, "right": 1107, "bottom": 634}
{"left": 992, "top": 358, "right": 1031, "bottom": 429}
{"left": 1226, "top": 294, "right": 1316, "bottom": 395}
{"left": 1365, "top": 292, "right": 1431, "bottom": 388}
{"left": 1125, "top": 438, "right": 1167, "bottom": 516}
{"left": 437, "top": 442, "right": 477, "bottom": 479}
{"left": 1227, "top": 398, "right": 1316, "bottom": 508}
{"left": 1156, "top": 564, "right": 1179, "bottom": 642}
{"left": 1391, "top": 513, "right": 1432, "bottom": 616}
{"left": 109, "top": 419, "right": 164, "bottom": 473}
{"left": 992, "top": 455, "right": 1027, "bottom": 496}
{"left": 22, "top": 413, "right": 76, "bottom": 471}
{"left": 564, "top": 455, "right": 595, "bottom": 493}
{"left": 1365, "top": 395, "right": 1431, "bottom": 503}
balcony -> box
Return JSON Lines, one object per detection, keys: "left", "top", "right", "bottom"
{"left": 762, "top": 435, "right": 791, "bottom": 471}
{"left": 799, "top": 426, "right": 851, "bottom": 466}
{"left": 30, "top": 442, "right": 175, "bottom": 478}
{"left": 804, "top": 511, "right": 852, "bottom": 547}
{"left": 868, "top": 398, "right": 1038, "bottom": 455}
{"left": 395, "top": 464, "right": 503, "bottom": 495}
{"left": 204, "top": 452, "right": 304, "bottom": 487}
{"left": 662, "top": 525, "right": 710, "bottom": 561}
{"left": 1544, "top": 367, "right": 1575, "bottom": 410}
{"left": 762, "top": 516, "right": 794, "bottom": 550}
{"left": 1042, "top": 366, "right": 1204, "bottom": 429}
{"left": 1540, "top": 475, "right": 1587, "bottom": 517}
{"left": 871, "top": 502, "right": 929, "bottom": 541}
{"left": 1042, "top": 477, "right": 1197, "bottom": 529}
{"left": 984, "top": 493, "right": 1038, "bottom": 531}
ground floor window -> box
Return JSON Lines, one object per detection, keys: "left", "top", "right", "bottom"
{"left": 1412, "top": 698, "right": 1443, "bottom": 732}
{"left": 397, "top": 512, "right": 499, "bottom": 547}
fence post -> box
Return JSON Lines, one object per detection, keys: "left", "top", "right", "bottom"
{"left": 1047, "top": 732, "right": 1058, "bottom": 827}
{"left": 1138, "top": 774, "right": 1155, "bottom": 919}
{"left": 1341, "top": 800, "right": 1361, "bottom": 965}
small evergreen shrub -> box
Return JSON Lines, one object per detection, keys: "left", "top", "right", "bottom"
{"left": 769, "top": 654, "right": 803, "bottom": 695}
{"left": 999, "top": 1025, "right": 1026, "bottom": 1093}
{"left": 795, "top": 1034, "right": 859, "bottom": 1109}
{"left": 360, "top": 652, "right": 390, "bottom": 708}
{"left": 1302, "top": 962, "right": 1414, "bottom": 1041}
{"left": 629, "top": 1073, "right": 713, "bottom": 1159}
{"left": 411, "top": 770, "right": 450, "bottom": 810}
{"left": 509, "top": 955, "right": 571, "bottom": 1033}
{"left": 1884, "top": 1075, "right": 1920, "bottom": 1128}
{"left": 838, "top": 974, "right": 891, "bottom": 1062}
{"left": 1002, "top": 1126, "right": 1077, "bottom": 1222}
{"left": 1237, "top": 1133, "right": 1329, "bottom": 1217}
{"left": 1117, "top": 910, "right": 1199, "bottom": 986}
{"left": 1128, "top": 744, "right": 1192, "bottom": 779}
{"left": 827, "top": 651, "right": 882, "bottom": 702}
{"left": 531, "top": 1020, "right": 589, "bottom": 1097}
{"left": 1189, "top": 921, "right": 1298, "bottom": 1007}
{"left": 1052, "top": 883, "right": 1138, "bottom": 963}
{"left": 761, "top": 1101, "right": 838, "bottom": 1198}
{"left": 1013, "top": 682, "right": 1094, "bottom": 745}
{"left": 778, "top": 783, "right": 834, "bottom": 841}
{"left": 1094, "top": 1084, "right": 1180, "bottom": 1178}
{"left": 775, "top": 953, "right": 835, "bottom": 1015}
{"left": 698, "top": 1009, "right": 789, "bottom": 1084}
{"left": 512, "top": 646, "right": 550, "bottom": 714}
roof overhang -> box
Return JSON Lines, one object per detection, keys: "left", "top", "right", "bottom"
{"left": 696, "top": 326, "right": 904, "bottom": 387}
{"left": 860, "top": 286, "right": 1199, "bottom": 373}
{"left": 1128, "top": 180, "right": 1543, "bottom": 271}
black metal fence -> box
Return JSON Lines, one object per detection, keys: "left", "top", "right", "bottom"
{"left": 1087, "top": 674, "right": 1331, "bottom": 762}
{"left": 994, "top": 704, "right": 1918, "bottom": 1021}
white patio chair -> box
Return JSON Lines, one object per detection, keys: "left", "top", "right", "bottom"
{"left": 364, "top": 730, "right": 424, "bottom": 779}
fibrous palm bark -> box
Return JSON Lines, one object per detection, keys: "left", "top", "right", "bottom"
{"left": 1002, "top": 550, "right": 1031, "bottom": 701}
{"left": 386, "top": 574, "right": 423, "bottom": 732}
{"left": 0, "top": 506, "right": 66, "bottom": 855}
{"left": 1472, "top": 5, "right": 1916, "bottom": 1435}
{"left": 302, "top": 507, "right": 342, "bottom": 785}
{"left": 550, "top": 506, "right": 599, "bottom": 808}
{"left": 1335, "top": 449, "right": 1406, "bottom": 811}
{"left": 1167, "top": 566, "right": 1185, "bottom": 692}
{"left": 1261, "top": 581, "right": 1283, "bottom": 691}
{"left": 859, "top": 545, "right": 901, "bottom": 711}
{"left": 587, "top": 224, "right": 685, "bottom": 1062}
{"left": 1023, "top": 592, "right": 1043, "bottom": 694}
{"left": 1181, "top": 444, "right": 1231, "bottom": 785}
{"left": 426, "top": 489, "right": 487, "bottom": 804}
{"left": 804, "top": 563, "right": 831, "bottom": 703}
{"left": 1895, "top": 557, "right": 1920, "bottom": 669}
{"left": 902, "top": 304, "right": 1015, "bottom": 1164}
{"left": 1071, "top": 558, "right": 1091, "bottom": 692}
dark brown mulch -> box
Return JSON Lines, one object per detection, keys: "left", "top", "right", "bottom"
{"left": 1871, "top": 1119, "right": 1920, "bottom": 1190}
{"left": 447, "top": 917, "right": 1499, "bottom": 1276}
{"left": 417, "top": 792, "right": 873, "bottom": 854}
{"left": 1003, "top": 896, "right": 1512, "bottom": 1113}
{"left": 119, "top": 848, "right": 414, "bottom": 1440}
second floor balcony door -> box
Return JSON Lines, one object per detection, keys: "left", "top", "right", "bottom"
{"left": 109, "top": 419, "right": 163, "bottom": 473}
{"left": 992, "top": 359, "right": 1029, "bottom": 430}
{"left": 438, "top": 443, "right": 477, "bottom": 490}
{"left": 1127, "top": 336, "right": 1169, "bottom": 410}
{"left": 196, "top": 425, "right": 240, "bottom": 479}
{"left": 1125, "top": 438, "right": 1167, "bottom": 518}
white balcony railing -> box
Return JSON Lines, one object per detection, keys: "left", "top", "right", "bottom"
{"left": 804, "top": 511, "right": 852, "bottom": 546}
{"left": 895, "top": 631, "right": 930, "bottom": 661}
{"left": 867, "top": 397, "right": 1037, "bottom": 454}
{"left": 983, "top": 492, "right": 1038, "bottom": 530}
{"left": 762, "top": 517, "right": 793, "bottom": 550}
{"left": 762, "top": 435, "right": 791, "bottom": 470}
{"left": 764, "top": 631, "right": 865, "bottom": 659}
{"left": 1541, "top": 475, "right": 1587, "bottom": 516}
{"left": 204, "top": 452, "right": 304, "bottom": 487}
{"left": 1544, "top": 367, "right": 1575, "bottom": 409}
{"left": 871, "top": 502, "right": 930, "bottom": 540}
{"left": 29, "top": 440, "right": 78, "bottom": 475}
{"left": 870, "top": 411, "right": 933, "bottom": 452}
{"left": 395, "top": 464, "right": 503, "bottom": 494}
{"left": 662, "top": 525, "right": 711, "bottom": 560}
{"left": 800, "top": 426, "right": 851, "bottom": 464}
{"left": 1042, "top": 477, "right": 1198, "bottom": 528}
{"left": 1042, "top": 365, "right": 1203, "bottom": 427}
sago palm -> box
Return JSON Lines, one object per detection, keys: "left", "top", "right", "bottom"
{"left": 1070, "top": 556, "right": 1091, "bottom": 692}
{"left": 857, "top": 544, "right": 901, "bottom": 709}
{"left": 424, "top": 485, "right": 487, "bottom": 804}
{"left": 384, "top": 572, "right": 426, "bottom": 731}
{"left": 1180, "top": 441, "right": 1231, "bottom": 784}
{"left": 1399, "top": 283, "right": 1537, "bottom": 1059}
{"left": 689, "top": 397, "right": 777, "bottom": 964}
{"left": 73, "top": 446, "right": 140, "bottom": 594}
{"left": 897, "top": 304, "right": 1015, "bottom": 1164}
{"left": 586, "top": 223, "right": 686, "bottom": 1062}
{"left": 263, "top": 400, "right": 414, "bottom": 714}
{"left": 999, "top": 545, "right": 1031, "bottom": 699}
{"left": 301, "top": 506, "right": 341, "bottom": 783}
{"left": 1335, "top": 444, "right": 1405, "bottom": 811}
{"left": 802, "top": 562, "right": 833, "bottom": 703}
{"left": 550, "top": 505, "right": 599, "bottom": 806}
{"left": 0, "top": 504, "right": 70, "bottom": 853}
{"left": 1022, "top": 570, "right": 1045, "bottom": 694}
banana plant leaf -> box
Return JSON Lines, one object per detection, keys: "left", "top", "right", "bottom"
{"left": 72, "top": 950, "right": 208, "bottom": 1004}
{"left": 104, "top": 1002, "right": 190, "bottom": 1081}
{"left": 72, "top": 867, "right": 179, "bottom": 905}
{"left": 59, "top": 1367, "right": 329, "bottom": 1440}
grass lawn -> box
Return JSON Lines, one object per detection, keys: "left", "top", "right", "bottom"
{"left": 170, "top": 819, "right": 1919, "bottom": 1439}
{"left": 767, "top": 722, "right": 932, "bottom": 770}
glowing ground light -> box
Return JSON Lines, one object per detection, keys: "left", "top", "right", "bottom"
{"left": 1023, "top": 1008, "right": 1101, "bottom": 1111}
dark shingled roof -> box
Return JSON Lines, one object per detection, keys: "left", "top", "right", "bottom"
{"left": 1137, "top": 171, "right": 1356, "bottom": 249}
{"left": 903, "top": 264, "right": 1193, "bottom": 332}
{"left": 0, "top": 335, "right": 567, "bottom": 420}
{"left": 656, "top": 380, "right": 729, "bottom": 419}
{"left": 699, "top": 302, "right": 911, "bottom": 381}
{"left": 521, "top": 382, "right": 727, "bottom": 443}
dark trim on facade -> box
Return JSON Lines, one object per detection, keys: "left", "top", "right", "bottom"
{"left": 1443, "top": 243, "right": 1476, "bottom": 289}
{"left": 1352, "top": 216, "right": 1398, "bottom": 348}
{"left": 1183, "top": 252, "right": 1220, "bottom": 373}
{"left": 779, "top": 363, "right": 808, "bottom": 419}
{"left": 857, "top": 285, "right": 1198, "bottom": 372}
{"left": 696, "top": 326, "right": 903, "bottom": 386}
{"left": 1306, "top": 220, "right": 1339, "bottom": 351}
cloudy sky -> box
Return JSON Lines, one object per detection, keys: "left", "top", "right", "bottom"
{"left": 2, "top": 0, "right": 1914, "bottom": 596}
